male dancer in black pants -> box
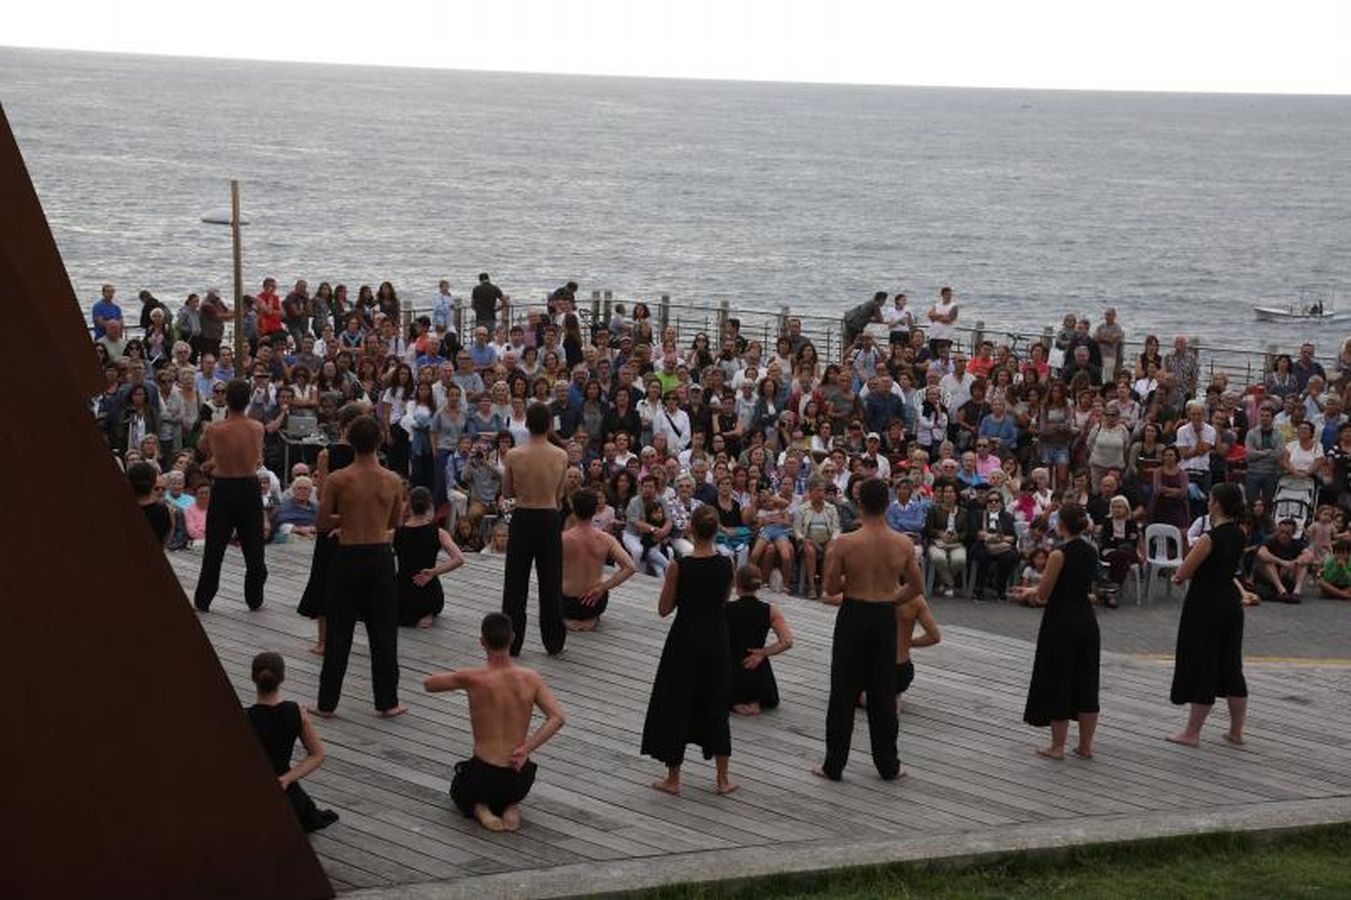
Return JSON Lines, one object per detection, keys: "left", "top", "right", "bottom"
{"left": 194, "top": 378, "right": 268, "bottom": 611}
{"left": 310, "top": 415, "right": 407, "bottom": 718}
{"left": 813, "top": 478, "right": 923, "bottom": 781}
{"left": 501, "top": 402, "right": 569, "bottom": 656}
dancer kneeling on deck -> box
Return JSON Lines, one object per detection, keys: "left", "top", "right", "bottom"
{"left": 860, "top": 591, "right": 942, "bottom": 710}
{"left": 246, "top": 652, "right": 338, "bottom": 832}
{"left": 424, "top": 613, "right": 566, "bottom": 832}
{"left": 814, "top": 477, "right": 923, "bottom": 782}
{"left": 641, "top": 506, "right": 739, "bottom": 796}
{"left": 395, "top": 486, "right": 466, "bottom": 628}
{"left": 727, "top": 565, "right": 794, "bottom": 716}
{"left": 312, "top": 414, "right": 407, "bottom": 719}
{"left": 561, "top": 488, "right": 637, "bottom": 631}
{"left": 1023, "top": 504, "right": 1100, "bottom": 760}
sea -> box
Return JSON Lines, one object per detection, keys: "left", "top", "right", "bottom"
{"left": 2, "top": 46, "right": 1348, "bottom": 349}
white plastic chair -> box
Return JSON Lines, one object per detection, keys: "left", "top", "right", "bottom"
{"left": 1142, "top": 524, "right": 1184, "bottom": 605}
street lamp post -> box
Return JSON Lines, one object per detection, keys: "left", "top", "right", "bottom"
{"left": 202, "top": 180, "right": 248, "bottom": 365}
{"left": 230, "top": 180, "right": 244, "bottom": 364}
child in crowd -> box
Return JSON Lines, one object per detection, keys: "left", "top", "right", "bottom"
{"left": 1305, "top": 506, "right": 1335, "bottom": 565}
{"left": 1010, "top": 547, "right": 1050, "bottom": 607}
{"left": 1319, "top": 539, "right": 1351, "bottom": 600}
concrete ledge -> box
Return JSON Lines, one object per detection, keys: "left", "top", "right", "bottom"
{"left": 345, "top": 795, "right": 1351, "bottom": 899}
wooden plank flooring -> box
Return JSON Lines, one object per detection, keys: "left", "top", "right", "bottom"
{"left": 169, "top": 542, "right": 1351, "bottom": 896}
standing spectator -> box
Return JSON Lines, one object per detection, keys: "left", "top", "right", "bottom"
{"left": 926, "top": 286, "right": 959, "bottom": 355}
{"left": 842, "top": 292, "right": 885, "bottom": 349}
{"left": 255, "top": 277, "right": 283, "bottom": 340}
{"left": 1094, "top": 307, "right": 1125, "bottom": 379}
{"left": 283, "top": 279, "right": 311, "bottom": 344}
{"left": 471, "top": 273, "right": 504, "bottom": 331}
{"left": 1164, "top": 335, "right": 1199, "bottom": 401}
{"left": 175, "top": 293, "right": 202, "bottom": 351}
{"left": 1291, "top": 342, "right": 1326, "bottom": 392}
{"left": 137, "top": 290, "right": 169, "bottom": 330}
{"left": 198, "top": 288, "right": 229, "bottom": 359}
{"left": 431, "top": 279, "right": 456, "bottom": 333}
{"left": 90, "top": 283, "right": 122, "bottom": 338}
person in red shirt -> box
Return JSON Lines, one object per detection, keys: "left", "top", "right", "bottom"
{"left": 968, "top": 340, "right": 996, "bottom": 379}
{"left": 256, "top": 277, "right": 283, "bottom": 338}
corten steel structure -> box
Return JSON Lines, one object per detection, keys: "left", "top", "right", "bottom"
{"left": 0, "top": 105, "right": 332, "bottom": 900}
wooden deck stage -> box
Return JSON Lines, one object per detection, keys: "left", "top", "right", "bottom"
{"left": 169, "top": 542, "right": 1351, "bottom": 899}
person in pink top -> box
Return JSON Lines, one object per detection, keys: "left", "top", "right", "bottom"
{"left": 185, "top": 482, "right": 211, "bottom": 542}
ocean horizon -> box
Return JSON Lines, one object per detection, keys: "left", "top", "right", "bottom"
{"left": 3, "top": 45, "right": 1348, "bottom": 349}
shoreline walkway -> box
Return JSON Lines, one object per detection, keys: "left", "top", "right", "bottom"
{"left": 169, "top": 544, "right": 1351, "bottom": 899}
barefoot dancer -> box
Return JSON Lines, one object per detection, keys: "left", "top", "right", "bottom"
{"left": 894, "top": 592, "right": 941, "bottom": 703}
{"left": 727, "top": 566, "right": 794, "bottom": 716}
{"left": 1167, "top": 482, "right": 1248, "bottom": 748}
{"left": 395, "top": 486, "right": 465, "bottom": 628}
{"left": 641, "top": 507, "right": 739, "bottom": 796}
{"left": 194, "top": 378, "right": 268, "bottom": 611}
{"left": 502, "top": 403, "right": 569, "bottom": 656}
{"left": 561, "top": 488, "right": 637, "bottom": 631}
{"left": 245, "top": 652, "right": 338, "bottom": 832}
{"left": 424, "top": 613, "right": 566, "bottom": 832}
{"left": 297, "top": 403, "right": 363, "bottom": 653}
{"left": 1023, "top": 504, "right": 1101, "bottom": 760}
{"left": 814, "top": 478, "right": 922, "bottom": 782}
{"left": 312, "top": 415, "right": 407, "bottom": 718}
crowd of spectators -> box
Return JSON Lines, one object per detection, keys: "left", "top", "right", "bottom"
{"left": 93, "top": 277, "right": 1351, "bottom": 605}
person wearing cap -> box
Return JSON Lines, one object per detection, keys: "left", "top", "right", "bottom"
{"left": 727, "top": 565, "right": 795, "bottom": 716}
{"left": 861, "top": 431, "right": 891, "bottom": 480}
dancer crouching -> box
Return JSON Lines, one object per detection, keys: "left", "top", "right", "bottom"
{"left": 424, "top": 613, "right": 566, "bottom": 832}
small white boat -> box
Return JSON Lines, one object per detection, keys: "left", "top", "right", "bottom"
{"left": 1253, "top": 291, "right": 1346, "bottom": 323}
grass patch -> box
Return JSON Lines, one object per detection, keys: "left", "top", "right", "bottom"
{"left": 632, "top": 824, "right": 1351, "bottom": 899}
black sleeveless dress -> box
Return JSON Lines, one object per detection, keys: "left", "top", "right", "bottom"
{"left": 726, "top": 594, "right": 779, "bottom": 709}
{"left": 245, "top": 700, "right": 337, "bottom": 832}
{"left": 298, "top": 444, "right": 354, "bottom": 619}
{"left": 1171, "top": 521, "right": 1247, "bottom": 705}
{"left": 395, "top": 522, "right": 445, "bottom": 626}
{"left": 640, "top": 554, "right": 734, "bottom": 766}
{"left": 1024, "top": 537, "right": 1101, "bottom": 726}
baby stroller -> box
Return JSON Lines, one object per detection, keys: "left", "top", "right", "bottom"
{"left": 1271, "top": 475, "right": 1317, "bottom": 539}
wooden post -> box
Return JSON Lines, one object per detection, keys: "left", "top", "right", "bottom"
{"left": 454, "top": 303, "right": 464, "bottom": 337}
{"left": 230, "top": 179, "right": 244, "bottom": 364}
{"left": 1041, "top": 325, "right": 1054, "bottom": 350}
{"left": 603, "top": 290, "right": 613, "bottom": 328}
{"left": 778, "top": 305, "right": 790, "bottom": 337}
{"left": 973, "top": 319, "right": 985, "bottom": 351}
{"left": 500, "top": 294, "right": 511, "bottom": 331}
{"left": 717, "top": 298, "right": 729, "bottom": 339}
{"left": 590, "top": 290, "right": 601, "bottom": 330}
{"left": 659, "top": 293, "right": 670, "bottom": 330}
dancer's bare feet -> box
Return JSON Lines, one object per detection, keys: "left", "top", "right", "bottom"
{"left": 378, "top": 704, "right": 408, "bottom": 718}
{"left": 416, "top": 615, "right": 434, "bottom": 629}
{"left": 1036, "top": 745, "right": 1065, "bottom": 760}
{"left": 1166, "top": 732, "right": 1200, "bottom": 747}
{"left": 1073, "top": 746, "right": 1094, "bottom": 759}
{"left": 309, "top": 643, "right": 325, "bottom": 656}
{"left": 716, "top": 779, "right": 739, "bottom": 796}
{"left": 1223, "top": 731, "right": 1245, "bottom": 747}
{"left": 651, "top": 777, "right": 680, "bottom": 795}
{"left": 731, "top": 703, "right": 760, "bottom": 716}
{"left": 307, "top": 706, "right": 335, "bottom": 719}
{"left": 501, "top": 805, "right": 522, "bottom": 831}
{"left": 474, "top": 804, "right": 506, "bottom": 832}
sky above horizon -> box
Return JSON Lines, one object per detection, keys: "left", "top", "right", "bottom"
{"left": 6, "top": 0, "right": 1350, "bottom": 94}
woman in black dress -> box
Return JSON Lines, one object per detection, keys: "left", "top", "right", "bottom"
{"left": 297, "top": 404, "right": 362, "bottom": 655}
{"left": 641, "top": 506, "right": 738, "bottom": 796}
{"left": 1023, "top": 504, "right": 1100, "bottom": 760}
{"left": 245, "top": 652, "right": 338, "bottom": 832}
{"left": 726, "top": 566, "right": 795, "bottom": 717}
{"left": 1167, "top": 482, "right": 1248, "bottom": 747}
{"left": 395, "top": 486, "right": 465, "bottom": 627}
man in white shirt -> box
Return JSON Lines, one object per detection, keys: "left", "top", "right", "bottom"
{"left": 652, "top": 391, "right": 692, "bottom": 452}
{"left": 926, "top": 286, "right": 958, "bottom": 353}
{"left": 431, "top": 280, "right": 456, "bottom": 332}
{"left": 939, "top": 355, "right": 975, "bottom": 413}
{"left": 1174, "top": 401, "right": 1216, "bottom": 490}
{"left": 862, "top": 432, "right": 891, "bottom": 480}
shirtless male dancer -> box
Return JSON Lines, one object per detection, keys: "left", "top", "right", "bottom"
{"left": 424, "top": 612, "right": 566, "bottom": 832}
{"left": 194, "top": 378, "right": 268, "bottom": 611}
{"left": 501, "top": 403, "right": 569, "bottom": 656}
{"left": 561, "top": 488, "right": 637, "bottom": 631}
{"left": 311, "top": 415, "right": 407, "bottom": 718}
{"left": 814, "top": 477, "right": 923, "bottom": 781}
